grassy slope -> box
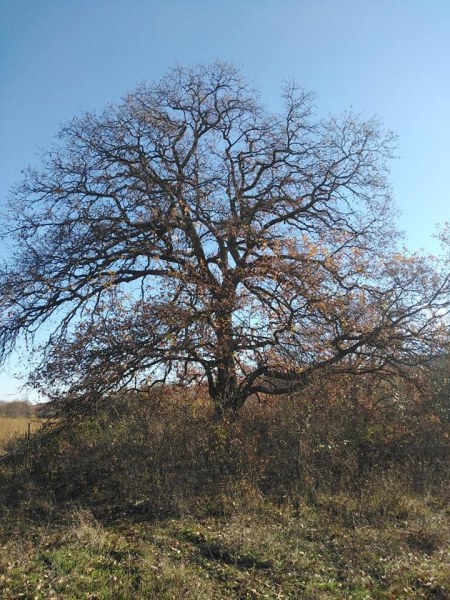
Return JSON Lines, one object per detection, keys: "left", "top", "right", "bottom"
{"left": 0, "top": 388, "right": 448, "bottom": 599}
{"left": 0, "top": 498, "right": 449, "bottom": 600}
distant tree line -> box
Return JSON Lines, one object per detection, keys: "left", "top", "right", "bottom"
{"left": 0, "top": 400, "right": 35, "bottom": 418}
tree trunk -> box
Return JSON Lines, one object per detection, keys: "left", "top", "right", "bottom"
{"left": 212, "top": 391, "right": 245, "bottom": 421}
{"left": 211, "top": 291, "right": 243, "bottom": 419}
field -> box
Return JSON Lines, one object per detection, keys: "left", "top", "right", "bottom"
{"left": 0, "top": 416, "right": 41, "bottom": 454}
{"left": 0, "top": 390, "right": 449, "bottom": 599}
{"left": 0, "top": 498, "right": 449, "bottom": 599}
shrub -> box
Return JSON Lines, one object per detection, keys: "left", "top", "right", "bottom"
{"left": 1, "top": 374, "right": 448, "bottom": 522}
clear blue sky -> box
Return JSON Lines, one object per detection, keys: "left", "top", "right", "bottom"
{"left": 1, "top": 0, "right": 449, "bottom": 400}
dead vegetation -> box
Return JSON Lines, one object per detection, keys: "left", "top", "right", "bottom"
{"left": 0, "top": 374, "right": 449, "bottom": 598}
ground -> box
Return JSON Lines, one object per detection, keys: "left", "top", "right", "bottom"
{"left": 0, "top": 498, "right": 449, "bottom": 599}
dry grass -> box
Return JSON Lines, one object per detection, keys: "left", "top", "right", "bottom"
{"left": 0, "top": 417, "right": 41, "bottom": 454}
{"left": 0, "top": 500, "right": 448, "bottom": 599}
{"left": 0, "top": 383, "right": 448, "bottom": 597}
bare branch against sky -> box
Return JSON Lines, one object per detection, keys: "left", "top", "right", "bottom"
{"left": 1, "top": 1, "right": 449, "bottom": 400}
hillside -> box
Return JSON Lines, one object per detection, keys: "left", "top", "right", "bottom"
{"left": 0, "top": 382, "right": 449, "bottom": 598}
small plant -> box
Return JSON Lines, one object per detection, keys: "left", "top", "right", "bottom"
{"left": 67, "top": 508, "right": 109, "bottom": 552}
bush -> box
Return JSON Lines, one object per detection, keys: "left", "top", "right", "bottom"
{"left": 1, "top": 373, "right": 448, "bottom": 523}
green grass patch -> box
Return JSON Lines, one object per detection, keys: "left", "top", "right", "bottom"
{"left": 1, "top": 499, "right": 448, "bottom": 599}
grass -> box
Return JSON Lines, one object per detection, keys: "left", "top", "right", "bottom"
{"left": 0, "top": 385, "right": 448, "bottom": 598}
{"left": 0, "top": 416, "right": 41, "bottom": 454}
{"left": 0, "top": 499, "right": 448, "bottom": 599}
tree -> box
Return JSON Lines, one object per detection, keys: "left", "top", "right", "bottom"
{"left": 0, "top": 63, "right": 449, "bottom": 418}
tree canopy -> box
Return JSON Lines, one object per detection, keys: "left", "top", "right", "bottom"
{"left": 1, "top": 63, "right": 449, "bottom": 417}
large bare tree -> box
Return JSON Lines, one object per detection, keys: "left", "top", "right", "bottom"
{"left": 1, "top": 63, "right": 448, "bottom": 417}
